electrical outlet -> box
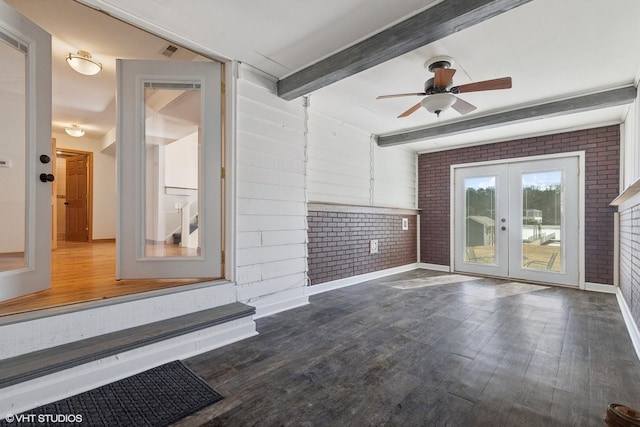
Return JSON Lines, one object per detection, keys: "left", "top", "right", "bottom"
{"left": 402, "top": 218, "right": 409, "bottom": 230}
{"left": 369, "top": 239, "right": 378, "bottom": 254}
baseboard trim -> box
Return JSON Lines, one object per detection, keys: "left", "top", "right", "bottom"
{"left": 418, "top": 263, "right": 451, "bottom": 272}
{"left": 306, "top": 263, "right": 420, "bottom": 296}
{"left": 245, "top": 287, "right": 309, "bottom": 320}
{"left": 0, "top": 317, "right": 257, "bottom": 416}
{"left": 616, "top": 287, "right": 640, "bottom": 361}
{"left": 585, "top": 282, "right": 618, "bottom": 294}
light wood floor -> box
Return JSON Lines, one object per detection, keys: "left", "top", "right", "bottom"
{"left": 180, "top": 270, "right": 640, "bottom": 426}
{"left": 0, "top": 241, "right": 206, "bottom": 317}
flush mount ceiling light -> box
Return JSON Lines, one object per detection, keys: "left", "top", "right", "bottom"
{"left": 64, "top": 124, "right": 85, "bottom": 137}
{"left": 420, "top": 93, "right": 456, "bottom": 117}
{"left": 66, "top": 50, "right": 102, "bottom": 76}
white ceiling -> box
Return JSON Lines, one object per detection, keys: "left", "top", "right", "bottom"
{"left": 5, "top": 0, "right": 640, "bottom": 151}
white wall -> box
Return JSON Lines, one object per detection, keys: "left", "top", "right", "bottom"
{"left": 165, "top": 131, "right": 198, "bottom": 189}
{"left": 235, "top": 66, "right": 309, "bottom": 312}
{"left": 372, "top": 143, "right": 416, "bottom": 208}
{"left": 307, "top": 111, "right": 371, "bottom": 205}
{"left": 0, "top": 88, "right": 25, "bottom": 253}
{"left": 307, "top": 110, "right": 417, "bottom": 209}
{"left": 54, "top": 132, "right": 116, "bottom": 240}
{"left": 623, "top": 90, "right": 640, "bottom": 188}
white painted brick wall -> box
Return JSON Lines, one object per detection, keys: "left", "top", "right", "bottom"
{"left": 234, "top": 66, "right": 417, "bottom": 313}
{"left": 235, "top": 66, "right": 308, "bottom": 307}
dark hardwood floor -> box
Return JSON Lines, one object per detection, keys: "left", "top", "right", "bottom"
{"left": 179, "top": 270, "right": 640, "bottom": 426}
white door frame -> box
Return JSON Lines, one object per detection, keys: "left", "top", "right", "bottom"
{"left": 77, "top": 0, "right": 237, "bottom": 283}
{"left": 450, "top": 151, "right": 586, "bottom": 289}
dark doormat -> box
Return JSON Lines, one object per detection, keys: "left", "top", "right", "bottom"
{"left": 1, "top": 360, "right": 223, "bottom": 427}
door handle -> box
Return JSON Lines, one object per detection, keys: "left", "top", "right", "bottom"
{"left": 39, "top": 173, "right": 55, "bottom": 182}
{"left": 64, "top": 202, "right": 69, "bottom": 205}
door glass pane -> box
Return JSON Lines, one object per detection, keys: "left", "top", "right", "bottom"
{"left": 144, "top": 83, "right": 201, "bottom": 257}
{"left": 0, "top": 37, "right": 26, "bottom": 272}
{"left": 521, "top": 171, "right": 562, "bottom": 272}
{"left": 464, "top": 176, "right": 496, "bottom": 265}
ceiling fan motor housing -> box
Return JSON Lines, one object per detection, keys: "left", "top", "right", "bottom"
{"left": 424, "top": 55, "right": 454, "bottom": 72}
{"left": 424, "top": 77, "right": 453, "bottom": 94}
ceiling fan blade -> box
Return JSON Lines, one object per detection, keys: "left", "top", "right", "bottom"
{"left": 455, "top": 77, "right": 512, "bottom": 93}
{"left": 377, "top": 92, "right": 426, "bottom": 99}
{"left": 451, "top": 96, "right": 477, "bottom": 115}
{"left": 398, "top": 102, "right": 422, "bottom": 118}
{"left": 434, "top": 68, "right": 456, "bottom": 88}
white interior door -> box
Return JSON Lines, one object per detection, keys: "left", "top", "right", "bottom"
{"left": 117, "top": 59, "right": 222, "bottom": 279}
{"left": 454, "top": 156, "right": 580, "bottom": 286}
{"left": 0, "top": 2, "right": 51, "bottom": 302}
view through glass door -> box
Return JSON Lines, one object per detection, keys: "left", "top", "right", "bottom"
{"left": 0, "top": 3, "right": 51, "bottom": 302}
{"left": 453, "top": 156, "right": 580, "bottom": 286}
{"left": 117, "top": 59, "right": 222, "bottom": 279}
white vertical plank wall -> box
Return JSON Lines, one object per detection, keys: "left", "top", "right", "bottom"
{"left": 307, "top": 111, "right": 416, "bottom": 209}
{"left": 622, "top": 91, "right": 639, "bottom": 189}
{"left": 235, "top": 67, "right": 309, "bottom": 316}
{"left": 372, "top": 143, "right": 417, "bottom": 208}
{"left": 307, "top": 111, "right": 371, "bottom": 205}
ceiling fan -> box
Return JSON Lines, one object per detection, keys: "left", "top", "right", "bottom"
{"left": 377, "top": 56, "right": 512, "bottom": 118}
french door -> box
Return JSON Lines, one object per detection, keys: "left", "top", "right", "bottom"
{"left": 453, "top": 156, "right": 580, "bottom": 286}
{"left": 116, "top": 59, "right": 222, "bottom": 279}
{"left": 0, "top": 3, "right": 51, "bottom": 302}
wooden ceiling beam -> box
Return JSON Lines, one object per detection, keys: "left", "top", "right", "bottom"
{"left": 276, "top": 0, "right": 533, "bottom": 101}
{"left": 376, "top": 85, "right": 637, "bottom": 147}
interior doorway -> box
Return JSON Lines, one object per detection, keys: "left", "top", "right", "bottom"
{"left": 0, "top": 0, "right": 223, "bottom": 315}
{"left": 54, "top": 148, "right": 92, "bottom": 243}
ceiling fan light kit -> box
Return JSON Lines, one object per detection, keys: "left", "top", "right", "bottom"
{"left": 378, "top": 56, "right": 512, "bottom": 118}
{"left": 66, "top": 50, "right": 102, "bottom": 76}
{"left": 421, "top": 93, "right": 456, "bottom": 116}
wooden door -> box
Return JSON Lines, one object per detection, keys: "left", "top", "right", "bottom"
{"left": 51, "top": 138, "right": 57, "bottom": 249}
{"left": 65, "top": 155, "right": 88, "bottom": 242}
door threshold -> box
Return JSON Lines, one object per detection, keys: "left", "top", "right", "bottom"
{"left": 0, "top": 279, "right": 231, "bottom": 327}
{"left": 451, "top": 270, "right": 580, "bottom": 289}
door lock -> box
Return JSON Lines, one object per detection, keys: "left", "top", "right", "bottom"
{"left": 501, "top": 226, "right": 507, "bottom": 231}
{"left": 39, "top": 154, "right": 51, "bottom": 164}
{"left": 39, "top": 173, "right": 55, "bottom": 182}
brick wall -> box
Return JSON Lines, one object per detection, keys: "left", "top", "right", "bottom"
{"left": 307, "top": 208, "right": 417, "bottom": 285}
{"left": 620, "top": 203, "right": 640, "bottom": 328}
{"left": 418, "top": 125, "right": 620, "bottom": 284}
